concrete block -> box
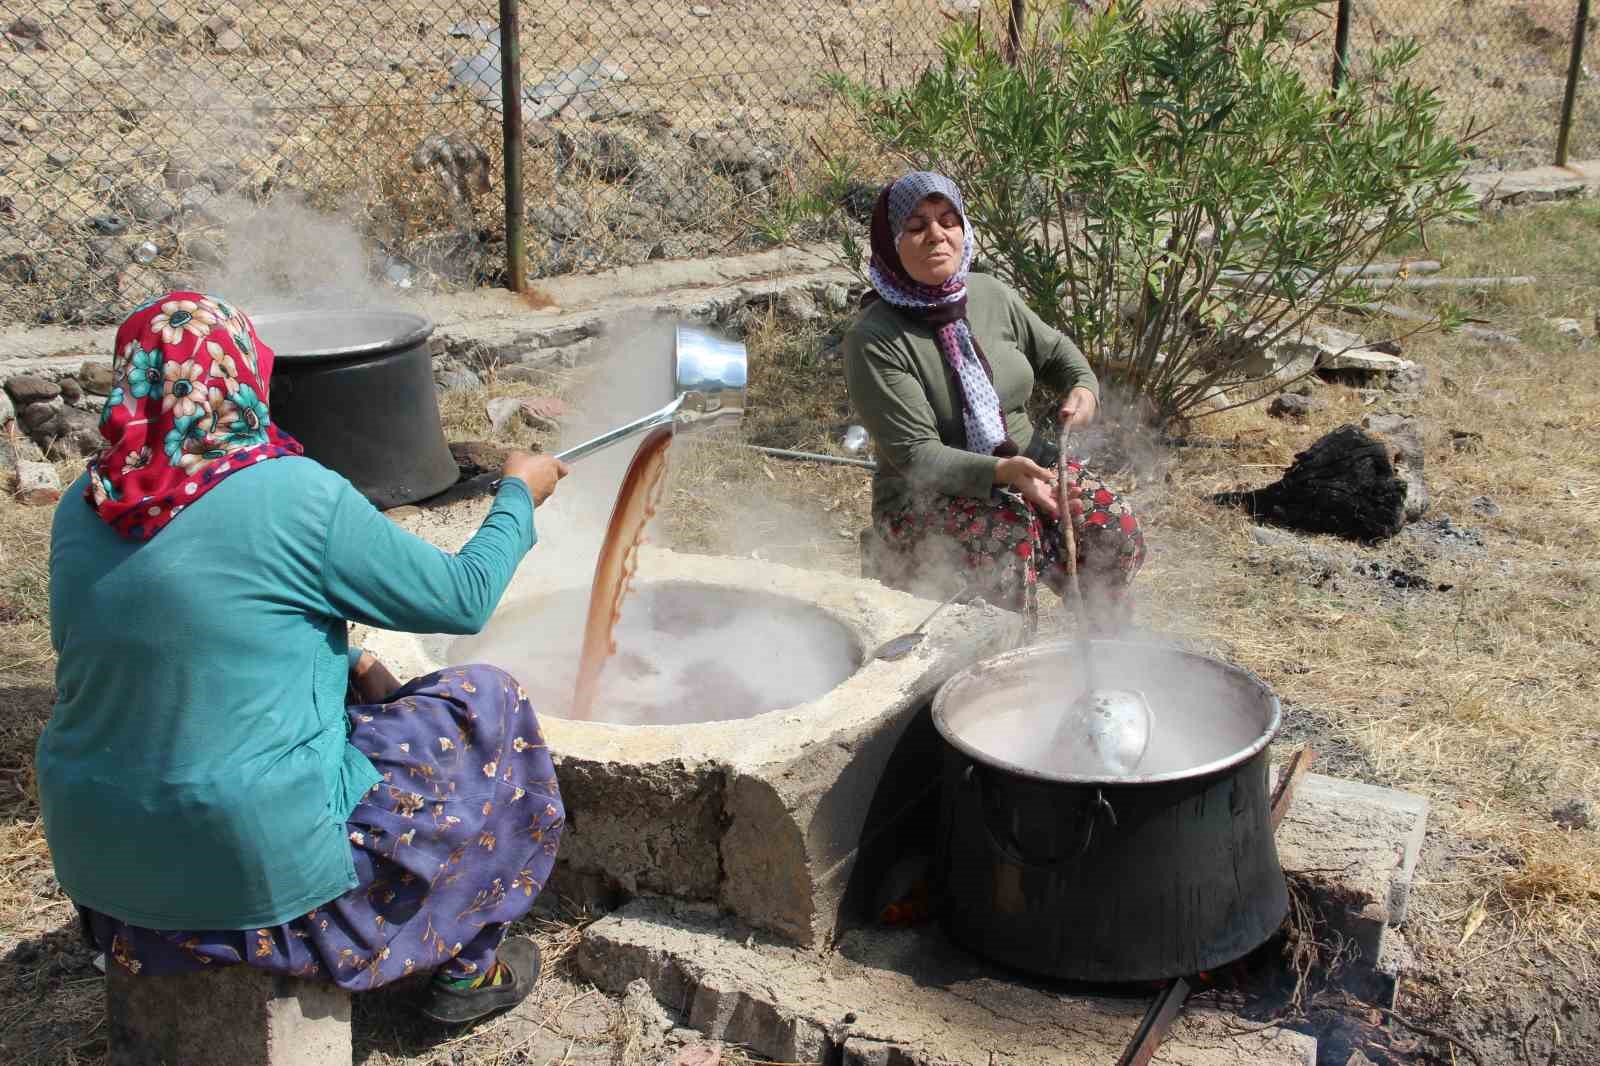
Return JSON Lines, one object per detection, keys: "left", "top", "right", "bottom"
{"left": 577, "top": 898, "right": 1317, "bottom": 1066}
{"left": 107, "top": 963, "right": 351, "bottom": 1066}
{"left": 1273, "top": 770, "right": 1429, "bottom": 963}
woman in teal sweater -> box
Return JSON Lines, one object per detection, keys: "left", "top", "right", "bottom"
{"left": 38, "top": 292, "right": 567, "bottom": 1025}
{"left": 845, "top": 173, "right": 1146, "bottom": 631}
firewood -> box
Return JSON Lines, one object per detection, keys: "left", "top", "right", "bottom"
{"left": 1210, "top": 425, "right": 1407, "bottom": 542}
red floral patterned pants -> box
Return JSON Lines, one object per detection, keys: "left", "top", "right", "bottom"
{"left": 874, "top": 459, "right": 1146, "bottom": 635}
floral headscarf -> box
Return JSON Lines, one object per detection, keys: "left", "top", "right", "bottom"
{"left": 866, "top": 172, "right": 1015, "bottom": 458}
{"left": 86, "top": 292, "right": 302, "bottom": 539}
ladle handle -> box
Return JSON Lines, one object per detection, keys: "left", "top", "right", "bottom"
{"left": 552, "top": 398, "right": 683, "bottom": 465}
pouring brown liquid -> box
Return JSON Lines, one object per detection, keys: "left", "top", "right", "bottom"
{"left": 570, "top": 425, "right": 674, "bottom": 721}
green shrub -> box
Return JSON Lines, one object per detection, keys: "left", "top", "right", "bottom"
{"left": 822, "top": 0, "right": 1476, "bottom": 425}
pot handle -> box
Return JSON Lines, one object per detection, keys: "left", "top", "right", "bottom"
{"left": 963, "top": 765, "right": 1118, "bottom": 870}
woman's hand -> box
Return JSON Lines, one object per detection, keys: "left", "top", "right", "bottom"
{"left": 995, "top": 456, "right": 1060, "bottom": 518}
{"left": 1059, "top": 387, "right": 1099, "bottom": 429}
{"left": 503, "top": 451, "right": 570, "bottom": 505}
{"left": 350, "top": 652, "right": 402, "bottom": 705}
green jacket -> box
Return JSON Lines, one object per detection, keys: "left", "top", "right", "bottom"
{"left": 39, "top": 457, "right": 537, "bottom": 930}
{"left": 843, "top": 272, "right": 1098, "bottom": 516}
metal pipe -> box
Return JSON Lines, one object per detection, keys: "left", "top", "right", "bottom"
{"left": 1006, "top": 0, "right": 1025, "bottom": 63}
{"left": 1556, "top": 0, "right": 1592, "bottom": 166}
{"left": 499, "top": 0, "right": 527, "bottom": 293}
{"left": 749, "top": 445, "right": 878, "bottom": 470}
{"left": 1331, "top": 0, "right": 1352, "bottom": 89}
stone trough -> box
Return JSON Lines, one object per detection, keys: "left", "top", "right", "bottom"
{"left": 358, "top": 522, "right": 1021, "bottom": 949}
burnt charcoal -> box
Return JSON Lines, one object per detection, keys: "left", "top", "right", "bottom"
{"left": 1211, "top": 424, "right": 1407, "bottom": 542}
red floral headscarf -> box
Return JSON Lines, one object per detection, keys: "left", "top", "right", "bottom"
{"left": 86, "top": 292, "right": 303, "bottom": 539}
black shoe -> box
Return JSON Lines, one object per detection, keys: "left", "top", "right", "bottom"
{"left": 421, "top": 937, "right": 540, "bottom": 1025}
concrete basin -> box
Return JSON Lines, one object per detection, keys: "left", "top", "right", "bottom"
{"left": 357, "top": 534, "right": 1018, "bottom": 947}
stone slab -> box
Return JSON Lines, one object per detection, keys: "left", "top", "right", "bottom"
{"left": 107, "top": 963, "right": 351, "bottom": 1066}
{"left": 1466, "top": 159, "right": 1600, "bottom": 205}
{"left": 1273, "top": 770, "right": 1429, "bottom": 964}
{"left": 576, "top": 898, "right": 1317, "bottom": 1066}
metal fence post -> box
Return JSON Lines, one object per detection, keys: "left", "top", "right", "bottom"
{"left": 500, "top": 0, "right": 527, "bottom": 293}
{"left": 1007, "top": 0, "right": 1025, "bottom": 64}
{"left": 1556, "top": 0, "right": 1592, "bottom": 166}
{"left": 1331, "top": 0, "right": 1352, "bottom": 89}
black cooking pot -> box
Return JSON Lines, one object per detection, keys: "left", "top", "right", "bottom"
{"left": 931, "top": 639, "right": 1288, "bottom": 983}
{"left": 251, "top": 310, "right": 459, "bottom": 509}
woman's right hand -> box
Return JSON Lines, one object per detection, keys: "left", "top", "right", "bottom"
{"left": 502, "top": 451, "right": 570, "bottom": 504}
{"left": 995, "top": 456, "right": 1061, "bottom": 518}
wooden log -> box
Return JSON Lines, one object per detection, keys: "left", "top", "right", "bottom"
{"left": 1210, "top": 425, "right": 1408, "bottom": 542}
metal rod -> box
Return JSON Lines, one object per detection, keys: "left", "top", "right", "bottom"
{"left": 1331, "top": 0, "right": 1352, "bottom": 89}
{"left": 1270, "top": 748, "right": 1315, "bottom": 834}
{"left": 1006, "top": 0, "right": 1026, "bottom": 63}
{"left": 499, "top": 0, "right": 527, "bottom": 293}
{"left": 748, "top": 445, "right": 877, "bottom": 470}
{"left": 1556, "top": 0, "right": 1591, "bottom": 166}
{"left": 1117, "top": 977, "right": 1192, "bottom": 1066}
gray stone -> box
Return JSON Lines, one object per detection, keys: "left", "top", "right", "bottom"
{"left": 213, "top": 28, "right": 246, "bottom": 53}
{"left": 6, "top": 374, "right": 61, "bottom": 404}
{"left": 46, "top": 150, "right": 73, "bottom": 170}
{"left": 187, "top": 237, "right": 225, "bottom": 267}
{"left": 0, "top": 252, "right": 37, "bottom": 284}
{"left": 437, "top": 367, "right": 482, "bottom": 391}
{"left": 823, "top": 283, "right": 851, "bottom": 313}
{"left": 150, "top": 13, "right": 180, "bottom": 36}
{"left": 1251, "top": 525, "right": 1299, "bottom": 548}
{"left": 107, "top": 962, "right": 351, "bottom": 1066}
{"left": 1470, "top": 495, "right": 1501, "bottom": 518}
{"left": 163, "top": 159, "right": 197, "bottom": 191}
{"left": 778, "top": 288, "right": 820, "bottom": 322}
{"left": 691, "top": 4, "right": 713, "bottom": 14}
{"left": 690, "top": 131, "right": 775, "bottom": 178}
{"left": 13, "top": 460, "right": 62, "bottom": 505}
{"left": 0, "top": 388, "right": 12, "bottom": 427}
{"left": 1552, "top": 798, "right": 1593, "bottom": 830}
{"left": 6, "top": 15, "right": 46, "bottom": 49}
{"left": 577, "top": 898, "right": 1317, "bottom": 1065}
{"left": 0, "top": 120, "right": 21, "bottom": 146}
{"left": 486, "top": 395, "right": 524, "bottom": 434}
{"left": 1550, "top": 317, "right": 1584, "bottom": 338}
{"left": 1267, "top": 393, "right": 1325, "bottom": 419}
{"left": 89, "top": 213, "right": 130, "bottom": 236}
{"left": 1363, "top": 413, "right": 1427, "bottom": 522}
{"left": 58, "top": 376, "right": 82, "bottom": 404}
{"left": 79, "top": 361, "right": 116, "bottom": 395}
{"left": 123, "top": 186, "right": 175, "bottom": 224}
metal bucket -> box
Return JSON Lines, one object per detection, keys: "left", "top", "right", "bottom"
{"left": 251, "top": 309, "right": 457, "bottom": 509}
{"left": 930, "top": 640, "right": 1288, "bottom": 983}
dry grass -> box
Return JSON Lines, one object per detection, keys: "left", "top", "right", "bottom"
{"left": 3, "top": 203, "right": 1599, "bottom": 1058}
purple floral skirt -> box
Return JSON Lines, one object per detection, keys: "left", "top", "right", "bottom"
{"left": 81, "top": 664, "right": 564, "bottom": 991}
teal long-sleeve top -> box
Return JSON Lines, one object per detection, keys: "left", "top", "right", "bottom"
{"left": 37, "top": 456, "right": 538, "bottom": 930}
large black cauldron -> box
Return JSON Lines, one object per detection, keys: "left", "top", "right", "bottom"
{"left": 931, "top": 639, "right": 1288, "bottom": 983}
{"left": 251, "top": 310, "right": 458, "bottom": 509}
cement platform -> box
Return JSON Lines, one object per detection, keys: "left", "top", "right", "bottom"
{"left": 359, "top": 527, "right": 1021, "bottom": 949}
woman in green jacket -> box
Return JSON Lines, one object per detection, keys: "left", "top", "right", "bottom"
{"left": 844, "top": 172, "right": 1145, "bottom": 630}
{"left": 39, "top": 292, "right": 567, "bottom": 1025}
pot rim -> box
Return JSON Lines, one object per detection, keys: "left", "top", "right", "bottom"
{"left": 250, "top": 309, "right": 435, "bottom": 365}
{"left": 930, "top": 638, "right": 1282, "bottom": 786}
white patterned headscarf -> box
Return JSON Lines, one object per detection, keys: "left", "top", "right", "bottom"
{"left": 867, "top": 172, "right": 1011, "bottom": 456}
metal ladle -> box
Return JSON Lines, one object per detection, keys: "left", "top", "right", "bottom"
{"left": 478, "top": 324, "right": 745, "bottom": 493}
{"left": 551, "top": 324, "right": 746, "bottom": 464}
{"left": 1050, "top": 425, "right": 1153, "bottom": 775}
{"left": 873, "top": 583, "right": 973, "bottom": 661}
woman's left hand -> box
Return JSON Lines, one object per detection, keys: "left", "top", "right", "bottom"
{"left": 1059, "top": 387, "right": 1099, "bottom": 429}
{"left": 350, "top": 652, "right": 402, "bottom": 705}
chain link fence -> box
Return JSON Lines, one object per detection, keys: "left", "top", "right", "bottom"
{"left": 0, "top": 0, "right": 1593, "bottom": 329}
